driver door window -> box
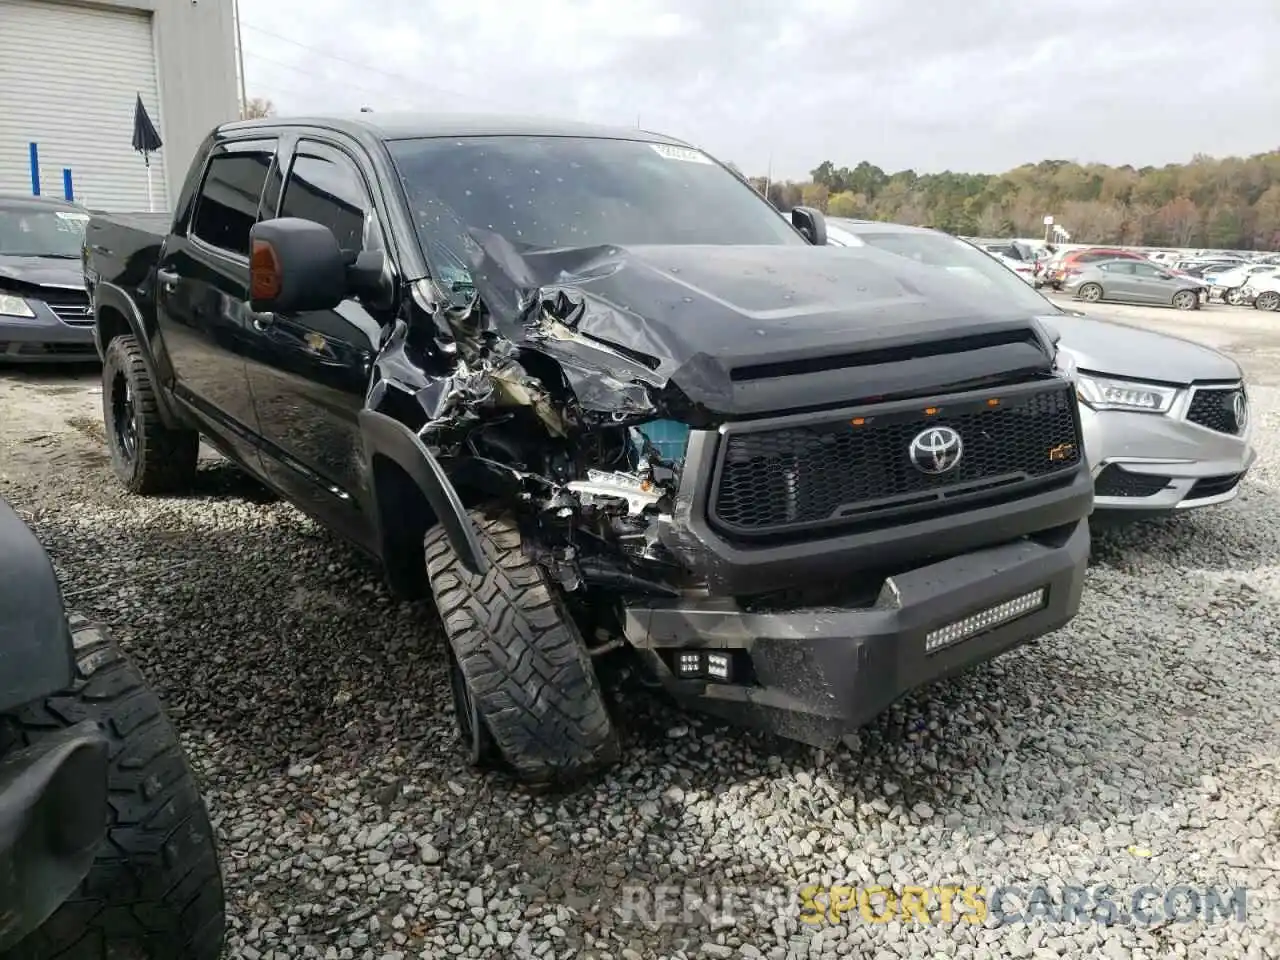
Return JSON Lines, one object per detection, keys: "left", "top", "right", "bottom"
{"left": 278, "top": 145, "right": 383, "bottom": 256}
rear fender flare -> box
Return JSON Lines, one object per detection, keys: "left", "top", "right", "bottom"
{"left": 92, "top": 282, "right": 180, "bottom": 427}
{"left": 359, "top": 409, "right": 489, "bottom": 577}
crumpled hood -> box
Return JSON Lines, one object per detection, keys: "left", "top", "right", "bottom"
{"left": 0, "top": 255, "right": 85, "bottom": 291}
{"left": 1038, "top": 313, "right": 1240, "bottom": 384}
{"left": 461, "top": 238, "right": 1059, "bottom": 419}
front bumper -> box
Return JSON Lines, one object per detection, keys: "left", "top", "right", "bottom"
{"left": 0, "top": 721, "right": 109, "bottom": 951}
{"left": 1080, "top": 391, "right": 1257, "bottom": 511}
{"left": 623, "top": 518, "right": 1089, "bottom": 748}
{"left": 1, "top": 300, "right": 97, "bottom": 363}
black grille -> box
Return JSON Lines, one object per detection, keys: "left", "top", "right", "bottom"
{"left": 1187, "top": 473, "right": 1244, "bottom": 500}
{"left": 1094, "top": 464, "right": 1171, "bottom": 498}
{"left": 711, "top": 384, "right": 1081, "bottom": 537}
{"left": 36, "top": 288, "right": 92, "bottom": 326}
{"left": 1186, "top": 387, "right": 1245, "bottom": 435}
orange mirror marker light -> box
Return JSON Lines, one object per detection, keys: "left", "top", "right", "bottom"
{"left": 250, "top": 240, "right": 282, "bottom": 301}
{"left": 924, "top": 407, "right": 938, "bottom": 415}
{"left": 850, "top": 417, "right": 866, "bottom": 426}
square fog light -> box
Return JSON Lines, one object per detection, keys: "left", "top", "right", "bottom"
{"left": 676, "top": 652, "right": 704, "bottom": 677}
{"left": 706, "top": 652, "right": 732, "bottom": 681}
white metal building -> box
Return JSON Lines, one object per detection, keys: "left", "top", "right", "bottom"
{"left": 0, "top": 0, "right": 240, "bottom": 213}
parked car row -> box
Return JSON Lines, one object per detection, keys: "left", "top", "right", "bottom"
{"left": 824, "top": 217, "right": 1256, "bottom": 516}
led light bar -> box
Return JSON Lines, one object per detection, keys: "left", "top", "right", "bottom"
{"left": 924, "top": 588, "right": 1047, "bottom": 654}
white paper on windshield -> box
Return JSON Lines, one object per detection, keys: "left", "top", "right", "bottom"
{"left": 650, "top": 143, "right": 713, "bottom": 164}
{"left": 55, "top": 211, "right": 89, "bottom": 222}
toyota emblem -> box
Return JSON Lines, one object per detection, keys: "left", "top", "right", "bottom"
{"left": 1232, "top": 392, "right": 1248, "bottom": 431}
{"left": 909, "top": 426, "right": 964, "bottom": 475}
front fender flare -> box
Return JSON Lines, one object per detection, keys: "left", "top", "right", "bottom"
{"left": 359, "top": 409, "right": 489, "bottom": 577}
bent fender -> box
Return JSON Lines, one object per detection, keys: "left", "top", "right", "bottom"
{"left": 358, "top": 409, "right": 488, "bottom": 576}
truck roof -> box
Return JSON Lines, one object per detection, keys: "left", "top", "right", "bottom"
{"left": 215, "top": 112, "right": 693, "bottom": 147}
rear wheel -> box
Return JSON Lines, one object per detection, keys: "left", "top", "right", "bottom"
{"left": 102, "top": 336, "right": 199, "bottom": 495}
{"left": 424, "top": 509, "right": 620, "bottom": 787}
{"left": 1225, "top": 286, "right": 1246, "bottom": 306}
{"left": 1077, "top": 283, "right": 1103, "bottom": 303}
{"left": 0, "top": 615, "right": 225, "bottom": 959}
{"left": 1256, "top": 291, "right": 1280, "bottom": 312}
{"left": 1172, "top": 290, "right": 1199, "bottom": 311}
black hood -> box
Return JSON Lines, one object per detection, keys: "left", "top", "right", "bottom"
{"left": 0, "top": 255, "right": 85, "bottom": 292}
{"left": 457, "top": 238, "right": 1059, "bottom": 420}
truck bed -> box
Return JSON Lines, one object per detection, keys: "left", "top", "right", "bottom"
{"left": 83, "top": 211, "right": 170, "bottom": 291}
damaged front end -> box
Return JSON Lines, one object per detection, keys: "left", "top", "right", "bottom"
{"left": 366, "top": 233, "right": 709, "bottom": 620}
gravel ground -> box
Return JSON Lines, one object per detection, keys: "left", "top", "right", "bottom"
{"left": 1, "top": 302, "right": 1278, "bottom": 959}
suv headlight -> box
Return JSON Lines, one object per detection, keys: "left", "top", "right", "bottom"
{"left": 0, "top": 293, "right": 36, "bottom": 318}
{"left": 1076, "top": 373, "right": 1177, "bottom": 413}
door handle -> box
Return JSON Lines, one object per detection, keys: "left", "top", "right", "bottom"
{"left": 156, "top": 268, "right": 179, "bottom": 295}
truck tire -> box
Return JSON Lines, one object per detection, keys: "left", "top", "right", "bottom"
{"left": 424, "top": 509, "right": 621, "bottom": 786}
{"left": 102, "top": 335, "right": 200, "bottom": 495}
{"left": 0, "top": 615, "right": 225, "bottom": 960}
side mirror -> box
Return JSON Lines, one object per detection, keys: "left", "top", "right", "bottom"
{"left": 248, "top": 217, "right": 348, "bottom": 313}
{"left": 791, "top": 206, "right": 827, "bottom": 246}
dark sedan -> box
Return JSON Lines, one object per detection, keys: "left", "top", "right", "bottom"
{"left": 0, "top": 194, "right": 97, "bottom": 363}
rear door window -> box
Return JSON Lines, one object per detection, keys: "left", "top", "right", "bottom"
{"left": 189, "top": 139, "right": 278, "bottom": 257}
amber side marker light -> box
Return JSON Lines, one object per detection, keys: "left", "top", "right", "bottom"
{"left": 850, "top": 417, "right": 867, "bottom": 426}
{"left": 924, "top": 407, "right": 939, "bottom": 415}
{"left": 250, "top": 239, "right": 282, "bottom": 301}
{"left": 987, "top": 398, "right": 1000, "bottom": 407}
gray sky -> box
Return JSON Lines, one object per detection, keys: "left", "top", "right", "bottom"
{"left": 236, "top": 0, "right": 1279, "bottom": 181}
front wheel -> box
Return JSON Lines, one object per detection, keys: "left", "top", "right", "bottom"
{"left": 424, "top": 509, "right": 620, "bottom": 787}
{"left": 1077, "top": 283, "right": 1103, "bottom": 303}
{"left": 0, "top": 615, "right": 226, "bottom": 959}
{"left": 1255, "top": 291, "right": 1280, "bottom": 312}
{"left": 1225, "top": 287, "right": 1246, "bottom": 306}
{"left": 1172, "top": 290, "right": 1199, "bottom": 311}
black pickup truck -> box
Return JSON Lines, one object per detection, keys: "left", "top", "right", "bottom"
{"left": 83, "top": 114, "right": 1092, "bottom": 785}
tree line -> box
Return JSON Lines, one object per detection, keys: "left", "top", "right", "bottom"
{"left": 746, "top": 151, "right": 1280, "bottom": 250}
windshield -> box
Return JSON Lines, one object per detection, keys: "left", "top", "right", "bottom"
{"left": 386, "top": 135, "right": 805, "bottom": 278}
{"left": 0, "top": 207, "right": 89, "bottom": 258}
{"left": 854, "top": 230, "right": 1059, "bottom": 313}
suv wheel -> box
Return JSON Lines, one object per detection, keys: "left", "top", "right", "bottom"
{"left": 424, "top": 508, "right": 620, "bottom": 787}
{"left": 0, "top": 615, "right": 225, "bottom": 959}
{"left": 102, "top": 335, "right": 199, "bottom": 495}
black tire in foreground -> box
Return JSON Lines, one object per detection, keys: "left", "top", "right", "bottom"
{"left": 101, "top": 335, "right": 200, "bottom": 495}
{"left": 0, "top": 615, "right": 225, "bottom": 960}
{"left": 425, "top": 509, "right": 621, "bottom": 787}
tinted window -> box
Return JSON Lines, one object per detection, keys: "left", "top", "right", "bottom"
{"left": 386, "top": 135, "right": 803, "bottom": 275}
{"left": 853, "top": 231, "right": 1055, "bottom": 313}
{"left": 280, "top": 148, "right": 375, "bottom": 256}
{"left": 1132, "top": 263, "right": 1162, "bottom": 277}
{"left": 1102, "top": 262, "right": 1136, "bottom": 274}
{"left": 0, "top": 206, "right": 88, "bottom": 258}
{"left": 190, "top": 146, "right": 275, "bottom": 256}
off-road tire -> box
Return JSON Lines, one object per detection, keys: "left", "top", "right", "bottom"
{"left": 102, "top": 335, "right": 199, "bottom": 495}
{"left": 424, "top": 509, "right": 621, "bottom": 787}
{"left": 0, "top": 615, "right": 225, "bottom": 960}
{"left": 1077, "top": 283, "right": 1103, "bottom": 303}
